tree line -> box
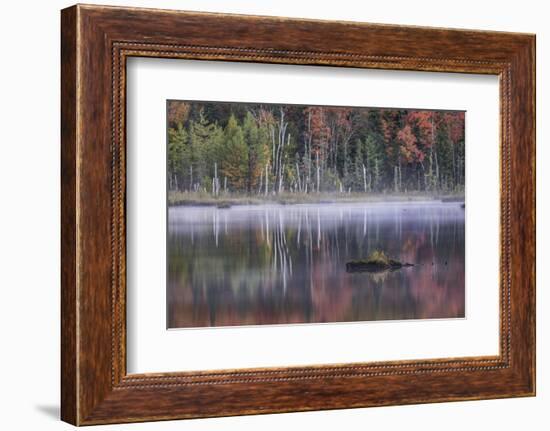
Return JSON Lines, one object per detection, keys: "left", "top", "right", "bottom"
{"left": 167, "top": 101, "right": 465, "bottom": 196}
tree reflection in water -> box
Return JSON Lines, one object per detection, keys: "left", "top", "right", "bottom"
{"left": 167, "top": 202, "right": 465, "bottom": 328}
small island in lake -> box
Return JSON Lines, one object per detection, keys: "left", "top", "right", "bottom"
{"left": 346, "top": 250, "right": 414, "bottom": 274}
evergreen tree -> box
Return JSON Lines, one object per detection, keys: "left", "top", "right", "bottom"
{"left": 221, "top": 115, "right": 248, "bottom": 192}
{"left": 167, "top": 124, "right": 188, "bottom": 190}
{"left": 243, "top": 112, "right": 269, "bottom": 193}
{"left": 365, "top": 135, "right": 383, "bottom": 192}
{"left": 435, "top": 121, "right": 454, "bottom": 192}
{"left": 187, "top": 110, "right": 224, "bottom": 191}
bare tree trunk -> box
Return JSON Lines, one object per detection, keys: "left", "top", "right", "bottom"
{"left": 452, "top": 142, "right": 458, "bottom": 190}
{"left": 428, "top": 147, "right": 434, "bottom": 192}
{"left": 278, "top": 163, "right": 284, "bottom": 193}
{"left": 271, "top": 126, "right": 276, "bottom": 176}
{"left": 213, "top": 162, "right": 218, "bottom": 196}
{"left": 274, "top": 126, "right": 280, "bottom": 193}
{"left": 430, "top": 115, "right": 438, "bottom": 192}
{"left": 265, "top": 163, "right": 269, "bottom": 196}
{"left": 362, "top": 164, "right": 367, "bottom": 193}
{"left": 316, "top": 151, "right": 320, "bottom": 193}
{"left": 398, "top": 157, "right": 402, "bottom": 192}
{"left": 270, "top": 107, "right": 291, "bottom": 194}
{"left": 296, "top": 160, "right": 301, "bottom": 193}
{"left": 434, "top": 151, "right": 440, "bottom": 192}
{"left": 374, "top": 159, "right": 379, "bottom": 191}
{"left": 343, "top": 137, "right": 349, "bottom": 180}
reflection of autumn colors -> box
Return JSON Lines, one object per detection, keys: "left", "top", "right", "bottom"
{"left": 167, "top": 202, "right": 465, "bottom": 328}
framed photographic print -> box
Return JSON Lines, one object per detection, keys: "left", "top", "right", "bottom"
{"left": 61, "top": 4, "right": 535, "bottom": 425}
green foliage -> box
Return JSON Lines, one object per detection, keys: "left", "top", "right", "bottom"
{"left": 435, "top": 121, "right": 454, "bottom": 192}
{"left": 243, "top": 112, "right": 269, "bottom": 192}
{"left": 366, "top": 250, "right": 391, "bottom": 265}
{"left": 321, "top": 169, "right": 340, "bottom": 192}
{"left": 167, "top": 124, "right": 188, "bottom": 190}
{"left": 190, "top": 111, "right": 223, "bottom": 189}
{"left": 166, "top": 101, "right": 465, "bottom": 196}
{"left": 221, "top": 115, "right": 248, "bottom": 191}
{"left": 364, "top": 135, "right": 383, "bottom": 192}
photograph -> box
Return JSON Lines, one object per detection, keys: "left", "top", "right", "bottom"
{"left": 166, "top": 100, "right": 466, "bottom": 328}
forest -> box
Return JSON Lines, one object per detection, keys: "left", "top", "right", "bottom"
{"left": 167, "top": 100, "right": 465, "bottom": 203}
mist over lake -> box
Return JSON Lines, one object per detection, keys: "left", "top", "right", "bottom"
{"left": 167, "top": 201, "right": 465, "bottom": 328}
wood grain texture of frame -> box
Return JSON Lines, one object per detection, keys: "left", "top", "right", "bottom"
{"left": 61, "top": 4, "right": 535, "bottom": 425}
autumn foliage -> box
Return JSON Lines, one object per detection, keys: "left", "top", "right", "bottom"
{"left": 168, "top": 101, "right": 465, "bottom": 195}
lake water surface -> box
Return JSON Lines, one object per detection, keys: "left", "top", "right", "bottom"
{"left": 167, "top": 201, "right": 465, "bottom": 328}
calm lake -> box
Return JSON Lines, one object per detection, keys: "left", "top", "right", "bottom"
{"left": 167, "top": 201, "right": 465, "bottom": 328}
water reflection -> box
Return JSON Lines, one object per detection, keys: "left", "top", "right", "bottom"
{"left": 167, "top": 202, "right": 465, "bottom": 328}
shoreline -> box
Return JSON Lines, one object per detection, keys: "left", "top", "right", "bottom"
{"left": 167, "top": 192, "right": 465, "bottom": 208}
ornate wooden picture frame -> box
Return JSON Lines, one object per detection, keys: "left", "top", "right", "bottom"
{"left": 61, "top": 4, "right": 535, "bottom": 425}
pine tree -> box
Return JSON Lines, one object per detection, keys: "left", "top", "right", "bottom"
{"left": 435, "top": 121, "right": 454, "bottom": 192}
{"left": 167, "top": 124, "right": 188, "bottom": 190}
{"left": 364, "top": 135, "right": 382, "bottom": 192}
{"left": 243, "top": 112, "right": 269, "bottom": 193}
{"left": 188, "top": 110, "right": 223, "bottom": 191}
{"left": 220, "top": 115, "right": 248, "bottom": 192}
